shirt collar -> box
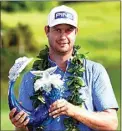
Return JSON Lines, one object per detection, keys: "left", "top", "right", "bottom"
{"left": 48, "top": 56, "right": 72, "bottom": 69}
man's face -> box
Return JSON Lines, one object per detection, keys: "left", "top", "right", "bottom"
{"left": 45, "top": 24, "right": 78, "bottom": 55}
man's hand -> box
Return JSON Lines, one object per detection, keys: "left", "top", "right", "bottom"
{"left": 9, "top": 108, "right": 29, "bottom": 130}
{"left": 49, "top": 99, "right": 76, "bottom": 118}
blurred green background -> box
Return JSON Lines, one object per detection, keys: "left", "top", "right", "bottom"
{"left": 1, "top": 1, "right": 121, "bottom": 130}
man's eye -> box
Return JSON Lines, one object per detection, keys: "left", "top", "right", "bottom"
{"left": 67, "top": 28, "right": 74, "bottom": 32}
{"left": 56, "top": 29, "right": 61, "bottom": 32}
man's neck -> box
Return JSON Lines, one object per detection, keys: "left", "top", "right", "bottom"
{"left": 49, "top": 50, "right": 73, "bottom": 71}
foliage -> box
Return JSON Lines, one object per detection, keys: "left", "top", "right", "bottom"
{"left": 1, "top": 48, "right": 20, "bottom": 80}
{"left": 32, "top": 45, "right": 50, "bottom": 71}
{"left": 1, "top": 2, "right": 120, "bottom": 66}
{"left": 2, "top": 23, "right": 37, "bottom": 53}
{"left": 1, "top": 1, "right": 27, "bottom": 12}
{"left": 1, "top": 1, "right": 58, "bottom": 12}
{"left": 32, "top": 45, "right": 86, "bottom": 130}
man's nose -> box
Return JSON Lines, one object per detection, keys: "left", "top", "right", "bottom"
{"left": 60, "top": 32, "right": 67, "bottom": 40}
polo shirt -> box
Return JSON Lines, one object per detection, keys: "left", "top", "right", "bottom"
{"left": 19, "top": 58, "right": 118, "bottom": 131}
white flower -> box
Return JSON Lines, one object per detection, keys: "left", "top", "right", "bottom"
{"left": 49, "top": 74, "right": 64, "bottom": 88}
{"left": 34, "top": 77, "right": 52, "bottom": 92}
{"left": 31, "top": 66, "right": 57, "bottom": 76}
{"left": 8, "top": 57, "right": 33, "bottom": 81}
{"left": 31, "top": 66, "right": 64, "bottom": 93}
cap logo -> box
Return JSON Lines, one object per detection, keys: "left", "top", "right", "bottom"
{"left": 55, "top": 11, "right": 73, "bottom": 20}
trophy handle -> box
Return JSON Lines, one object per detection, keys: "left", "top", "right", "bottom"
{"left": 8, "top": 57, "right": 53, "bottom": 129}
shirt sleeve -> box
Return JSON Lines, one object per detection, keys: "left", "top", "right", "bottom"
{"left": 92, "top": 63, "right": 118, "bottom": 111}
{"left": 18, "top": 72, "right": 35, "bottom": 111}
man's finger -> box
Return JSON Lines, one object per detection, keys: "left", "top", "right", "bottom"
{"left": 18, "top": 112, "right": 28, "bottom": 123}
{"left": 53, "top": 111, "right": 66, "bottom": 118}
{"left": 14, "top": 113, "right": 28, "bottom": 127}
{"left": 23, "top": 118, "right": 30, "bottom": 126}
{"left": 16, "top": 118, "right": 29, "bottom": 129}
{"left": 14, "top": 110, "right": 25, "bottom": 121}
{"left": 49, "top": 105, "right": 68, "bottom": 116}
{"left": 49, "top": 99, "right": 66, "bottom": 112}
{"left": 9, "top": 108, "right": 16, "bottom": 119}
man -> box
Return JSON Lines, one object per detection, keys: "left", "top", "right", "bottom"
{"left": 9, "top": 5, "right": 118, "bottom": 131}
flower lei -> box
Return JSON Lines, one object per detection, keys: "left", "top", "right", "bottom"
{"left": 31, "top": 45, "right": 88, "bottom": 131}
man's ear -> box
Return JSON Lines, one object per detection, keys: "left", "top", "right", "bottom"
{"left": 45, "top": 26, "right": 50, "bottom": 36}
{"left": 75, "top": 27, "right": 78, "bottom": 34}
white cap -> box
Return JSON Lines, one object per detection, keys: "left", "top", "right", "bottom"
{"left": 48, "top": 5, "right": 78, "bottom": 27}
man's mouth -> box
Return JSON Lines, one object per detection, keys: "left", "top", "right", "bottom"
{"left": 58, "top": 41, "right": 68, "bottom": 44}
{"left": 58, "top": 43, "right": 68, "bottom": 47}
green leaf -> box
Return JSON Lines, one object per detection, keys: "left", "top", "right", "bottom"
{"left": 67, "top": 68, "right": 75, "bottom": 73}
{"left": 67, "top": 80, "right": 74, "bottom": 86}
{"left": 37, "top": 96, "right": 45, "bottom": 104}
{"left": 73, "top": 77, "right": 85, "bottom": 87}
{"left": 68, "top": 76, "right": 74, "bottom": 80}
{"left": 37, "top": 45, "right": 49, "bottom": 59}
{"left": 75, "top": 85, "right": 81, "bottom": 89}
{"left": 33, "top": 100, "right": 41, "bottom": 108}
{"left": 79, "top": 67, "right": 85, "bottom": 72}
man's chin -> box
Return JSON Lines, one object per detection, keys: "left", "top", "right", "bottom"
{"left": 56, "top": 49, "right": 70, "bottom": 55}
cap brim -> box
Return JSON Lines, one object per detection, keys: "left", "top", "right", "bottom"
{"left": 49, "top": 19, "right": 77, "bottom": 27}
